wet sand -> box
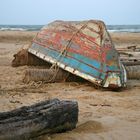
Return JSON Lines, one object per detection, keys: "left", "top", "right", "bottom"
{"left": 0, "top": 31, "right": 140, "bottom": 140}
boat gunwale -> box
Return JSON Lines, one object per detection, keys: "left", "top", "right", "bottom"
{"left": 28, "top": 47, "right": 102, "bottom": 86}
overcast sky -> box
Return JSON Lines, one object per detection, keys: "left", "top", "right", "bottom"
{"left": 0, "top": 0, "right": 139, "bottom": 25}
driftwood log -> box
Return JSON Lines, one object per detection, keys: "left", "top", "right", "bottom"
{"left": 23, "top": 68, "right": 84, "bottom": 83}
{"left": 12, "top": 49, "right": 51, "bottom": 67}
{"left": 125, "top": 65, "right": 140, "bottom": 79}
{"left": 0, "top": 99, "right": 78, "bottom": 140}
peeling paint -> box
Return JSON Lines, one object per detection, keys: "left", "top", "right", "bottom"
{"left": 29, "top": 20, "right": 127, "bottom": 89}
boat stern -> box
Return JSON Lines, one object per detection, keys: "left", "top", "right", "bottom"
{"left": 103, "top": 64, "right": 127, "bottom": 89}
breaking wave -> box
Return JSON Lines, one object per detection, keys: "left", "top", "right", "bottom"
{"left": 0, "top": 24, "right": 140, "bottom": 33}
{"left": 0, "top": 25, "right": 43, "bottom": 31}
{"left": 107, "top": 25, "right": 140, "bottom": 33}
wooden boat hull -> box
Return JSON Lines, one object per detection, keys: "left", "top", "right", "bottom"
{"left": 29, "top": 20, "right": 127, "bottom": 89}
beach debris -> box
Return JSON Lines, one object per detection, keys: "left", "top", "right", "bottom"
{"left": 117, "top": 45, "right": 138, "bottom": 52}
{"left": 127, "top": 45, "right": 137, "bottom": 51}
{"left": 0, "top": 99, "right": 78, "bottom": 140}
{"left": 12, "top": 49, "right": 50, "bottom": 67}
{"left": 116, "top": 45, "right": 140, "bottom": 66}
{"left": 27, "top": 20, "right": 127, "bottom": 89}
{"left": 125, "top": 65, "right": 140, "bottom": 79}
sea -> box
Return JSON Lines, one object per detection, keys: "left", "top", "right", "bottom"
{"left": 0, "top": 24, "right": 140, "bottom": 33}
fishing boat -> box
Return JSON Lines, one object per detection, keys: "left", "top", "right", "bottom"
{"left": 28, "top": 20, "right": 127, "bottom": 89}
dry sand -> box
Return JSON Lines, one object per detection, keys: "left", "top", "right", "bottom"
{"left": 0, "top": 31, "right": 140, "bottom": 140}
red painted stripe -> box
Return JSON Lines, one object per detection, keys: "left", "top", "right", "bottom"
{"left": 37, "top": 32, "right": 101, "bottom": 53}
{"left": 32, "top": 40, "right": 107, "bottom": 74}
{"left": 34, "top": 37, "right": 101, "bottom": 61}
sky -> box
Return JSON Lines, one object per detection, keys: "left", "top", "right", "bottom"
{"left": 0, "top": 0, "right": 139, "bottom": 25}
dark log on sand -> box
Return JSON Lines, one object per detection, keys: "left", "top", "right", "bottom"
{"left": 0, "top": 99, "right": 78, "bottom": 140}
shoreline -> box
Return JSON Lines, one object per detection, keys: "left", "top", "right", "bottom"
{"left": 0, "top": 31, "right": 37, "bottom": 43}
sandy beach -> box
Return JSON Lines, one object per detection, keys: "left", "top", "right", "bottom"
{"left": 0, "top": 31, "right": 140, "bottom": 140}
